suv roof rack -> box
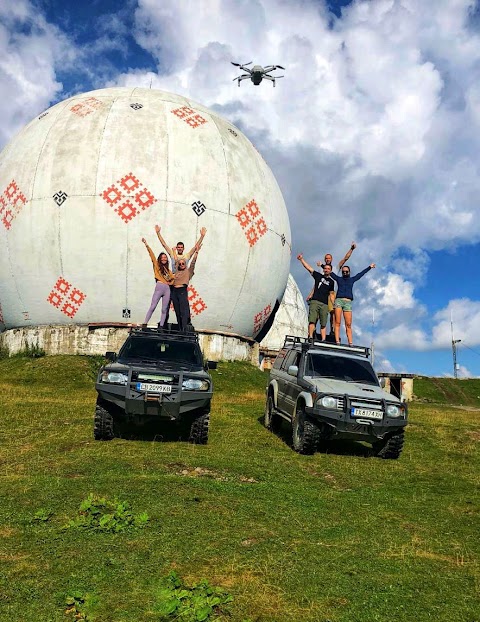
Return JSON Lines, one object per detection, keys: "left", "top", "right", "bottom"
{"left": 129, "top": 326, "right": 199, "bottom": 343}
{"left": 283, "top": 335, "right": 370, "bottom": 357}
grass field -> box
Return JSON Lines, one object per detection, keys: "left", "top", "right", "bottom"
{"left": 0, "top": 354, "right": 479, "bottom": 621}
{"left": 413, "top": 376, "right": 480, "bottom": 407}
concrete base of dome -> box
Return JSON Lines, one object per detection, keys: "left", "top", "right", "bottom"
{"left": 0, "top": 324, "right": 260, "bottom": 364}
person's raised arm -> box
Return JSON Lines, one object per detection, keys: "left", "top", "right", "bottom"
{"left": 352, "top": 263, "right": 375, "bottom": 282}
{"left": 338, "top": 242, "right": 356, "bottom": 269}
{"left": 154, "top": 225, "right": 173, "bottom": 257}
{"left": 188, "top": 248, "right": 199, "bottom": 277}
{"left": 142, "top": 237, "right": 157, "bottom": 265}
{"left": 297, "top": 254, "right": 314, "bottom": 274}
{"left": 186, "top": 227, "right": 207, "bottom": 259}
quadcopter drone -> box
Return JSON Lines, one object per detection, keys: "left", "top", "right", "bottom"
{"left": 231, "top": 62, "right": 285, "bottom": 87}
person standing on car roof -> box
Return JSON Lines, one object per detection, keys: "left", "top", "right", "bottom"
{"left": 297, "top": 254, "right": 335, "bottom": 342}
{"left": 141, "top": 239, "right": 174, "bottom": 328}
{"left": 171, "top": 243, "right": 203, "bottom": 331}
{"left": 153, "top": 224, "right": 207, "bottom": 327}
{"left": 330, "top": 263, "right": 376, "bottom": 346}
{"left": 306, "top": 242, "right": 357, "bottom": 335}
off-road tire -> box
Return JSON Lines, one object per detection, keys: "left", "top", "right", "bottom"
{"left": 292, "top": 404, "right": 319, "bottom": 455}
{"left": 373, "top": 429, "right": 405, "bottom": 459}
{"left": 189, "top": 411, "right": 210, "bottom": 444}
{"left": 94, "top": 401, "right": 114, "bottom": 441}
{"left": 264, "top": 394, "right": 281, "bottom": 433}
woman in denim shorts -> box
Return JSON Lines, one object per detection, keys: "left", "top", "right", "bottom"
{"left": 330, "top": 263, "right": 376, "bottom": 346}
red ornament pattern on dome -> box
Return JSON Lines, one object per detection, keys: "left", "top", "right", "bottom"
{"left": 188, "top": 285, "right": 207, "bottom": 316}
{"left": 235, "top": 199, "right": 268, "bottom": 247}
{"left": 100, "top": 173, "right": 157, "bottom": 223}
{"left": 70, "top": 97, "right": 104, "bottom": 118}
{"left": 253, "top": 303, "right": 272, "bottom": 334}
{"left": 0, "top": 179, "right": 28, "bottom": 231}
{"left": 171, "top": 106, "right": 207, "bottom": 128}
{"left": 47, "top": 277, "right": 87, "bottom": 318}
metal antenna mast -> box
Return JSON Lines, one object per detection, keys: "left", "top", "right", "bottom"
{"left": 451, "top": 312, "right": 461, "bottom": 379}
{"left": 371, "top": 308, "right": 375, "bottom": 367}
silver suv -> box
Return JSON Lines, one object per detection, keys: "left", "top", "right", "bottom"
{"left": 264, "top": 336, "right": 408, "bottom": 458}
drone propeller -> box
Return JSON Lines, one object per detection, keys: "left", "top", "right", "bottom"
{"left": 276, "top": 65, "right": 285, "bottom": 70}
{"left": 231, "top": 61, "right": 252, "bottom": 67}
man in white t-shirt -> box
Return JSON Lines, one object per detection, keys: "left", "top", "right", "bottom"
{"left": 154, "top": 224, "right": 206, "bottom": 272}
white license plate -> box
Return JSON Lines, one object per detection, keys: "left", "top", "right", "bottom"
{"left": 351, "top": 408, "right": 383, "bottom": 420}
{"left": 137, "top": 382, "right": 172, "bottom": 394}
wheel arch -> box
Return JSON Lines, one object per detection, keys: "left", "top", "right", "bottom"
{"left": 296, "top": 391, "right": 314, "bottom": 410}
{"left": 268, "top": 380, "right": 279, "bottom": 407}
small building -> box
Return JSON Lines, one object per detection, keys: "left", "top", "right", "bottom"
{"left": 377, "top": 373, "right": 414, "bottom": 402}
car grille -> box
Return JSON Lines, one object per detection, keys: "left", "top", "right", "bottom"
{"left": 349, "top": 397, "right": 383, "bottom": 412}
{"left": 130, "top": 372, "right": 180, "bottom": 394}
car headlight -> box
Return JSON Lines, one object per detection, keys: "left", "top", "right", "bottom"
{"left": 320, "top": 395, "right": 337, "bottom": 409}
{"left": 182, "top": 378, "right": 210, "bottom": 391}
{"left": 100, "top": 371, "right": 128, "bottom": 385}
{"left": 386, "top": 404, "right": 403, "bottom": 417}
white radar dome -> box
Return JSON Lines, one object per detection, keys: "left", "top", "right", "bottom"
{"left": 0, "top": 88, "right": 291, "bottom": 338}
{"left": 261, "top": 274, "right": 308, "bottom": 350}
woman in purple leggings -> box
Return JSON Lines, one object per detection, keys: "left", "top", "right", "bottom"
{"left": 141, "top": 237, "right": 174, "bottom": 327}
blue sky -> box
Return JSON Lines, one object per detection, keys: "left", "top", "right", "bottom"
{"left": 1, "top": 0, "right": 480, "bottom": 376}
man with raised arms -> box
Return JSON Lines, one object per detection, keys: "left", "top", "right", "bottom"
{"left": 297, "top": 254, "right": 335, "bottom": 342}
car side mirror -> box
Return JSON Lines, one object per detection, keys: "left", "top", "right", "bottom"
{"left": 288, "top": 365, "right": 298, "bottom": 377}
{"left": 207, "top": 360, "right": 218, "bottom": 370}
{"left": 105, "top": 351, "right": 117, "bottom": 362}
{"left": 379, "top": 377, "right": 386, "bottom": 388}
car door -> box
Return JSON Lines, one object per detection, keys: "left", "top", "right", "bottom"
{"left": 276, "top": 349, "right": 297, "bottom": 414}
{"left": 282, "top": 351, "right": 301, "bottom": 417}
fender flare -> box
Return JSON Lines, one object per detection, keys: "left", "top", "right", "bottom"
{"left": 267, "top": 380, "right": 279, "bottom": 408}
{"left": 296, "top": 391, "right": 314, "bottom": 410}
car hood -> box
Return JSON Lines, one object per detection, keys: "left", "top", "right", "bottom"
{"left": 103, "top": 361, "right": 207, "bottom": 375}
{"left": 305, "top": 376, "right": 401, "bottom": 403}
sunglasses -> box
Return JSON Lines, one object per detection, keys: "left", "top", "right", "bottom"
{"left": 342, "top": 270, "right": 350, "bottom": 274}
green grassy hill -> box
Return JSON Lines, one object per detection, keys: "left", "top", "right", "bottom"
{"left": 0, "top": 355, "right": 479, "bottom": 622}
{"left": 413, "top": 376, "right": 480, "bottom": 407}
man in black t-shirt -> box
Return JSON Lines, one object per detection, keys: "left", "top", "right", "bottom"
{"left": 297, "top": 254, "right": 335, "bottom": 341}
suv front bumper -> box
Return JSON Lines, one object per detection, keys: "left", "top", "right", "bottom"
{"left": 305, "top": 405, "right": 407, "bottom": 440}
{"left": 96, "top": 383, "right": 212, "bottom": 420}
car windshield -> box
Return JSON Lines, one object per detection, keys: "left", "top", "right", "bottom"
{"left": 118, "top": 337, "right": 203, "bottom": 367}
{"left": 305, "top": 353, "right": 379, "bottom": 385}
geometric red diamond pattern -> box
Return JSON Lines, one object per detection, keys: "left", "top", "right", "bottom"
{"left": 235, "top": 199, "right": 268, "bottom": 247}
{"left": 0, "top": 179, "right": 28, "bottom": 231}
{"left": 187, "top": 285, "right": 207, "bottom": 316}
{"left": 253, "top": 303, "right": 272, "bottom": 334}
{"left": 168, "top": 285, "right": 207, "bottom": 317}
{"left": 70, "top": 97, "right": 104, "bottom": 118}
{"left": 47, "top": 277, "right": 86, "bottom": 319}
{"left": 171, "top": 106, "right": 207, "bottom": 129}
{"left": 100, "top": 172, "right": 157, "bottom": 223}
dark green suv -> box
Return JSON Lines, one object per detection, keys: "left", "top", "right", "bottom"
{"left": 94, "top": 328, "right": 215, "bottom": 443}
